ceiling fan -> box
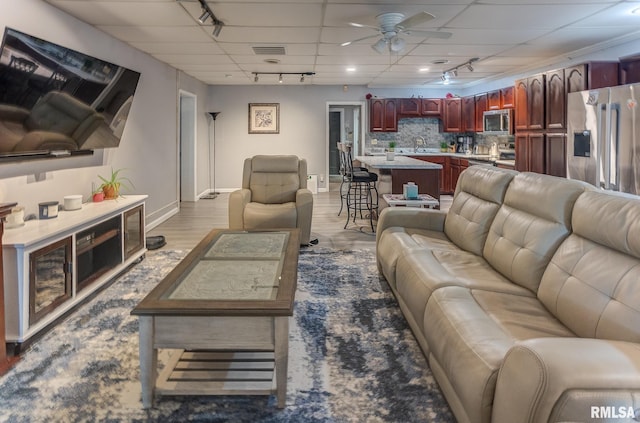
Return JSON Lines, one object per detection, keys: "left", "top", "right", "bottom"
{"left": 341, "top": 12, "right": 452, "bottom": 54}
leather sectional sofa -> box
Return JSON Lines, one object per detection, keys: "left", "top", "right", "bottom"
{"left": 376, "top": 165, "right": 640, "bottom": 423}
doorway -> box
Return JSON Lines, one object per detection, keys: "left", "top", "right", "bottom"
{"left": 326, "top": 101, "right": 366, "bottom": 186}
{"left": 179, "top": 90, "right": 197, "bottom": 202}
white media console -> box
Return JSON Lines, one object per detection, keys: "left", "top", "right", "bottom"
{"left": 2, "top": 195, "right": 147, "bottom": 351}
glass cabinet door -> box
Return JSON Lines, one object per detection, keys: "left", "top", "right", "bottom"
{"left": 29, "top": 237, "right": 72, "bottom": 324}
{"left": 124, "top": 205, "right": 144, "bottom": 260}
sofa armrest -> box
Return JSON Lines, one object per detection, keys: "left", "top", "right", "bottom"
{"left": 375, "top": 207, "right": 447, "bottom": 245}
{"left": 0, "top": 104, "right": 29, "bottom": 122}
{"left": 296, "top": 188, "right": 313, "bottom": 245}
{"left": 493, "top": 338, "right": 640, "bottom": 423}
{"left": 228, "top": 189, "right": 252, "bottom": 230}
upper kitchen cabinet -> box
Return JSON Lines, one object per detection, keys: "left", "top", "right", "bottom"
{"left": 566, "top": 61, "right": 619, "bottom": 92}
{"left": 398, "top": 98, "right": 421, "bottom": 116}
{"left": 487, "top": 86, "right": 515, "bottom": 110}
{"left": 545, "top": 69, "right": 566, "bottom": 131}
{"left": 462, "top": 96, "right": 476, "bottom": 132}
{"left": 500, "top": 86, "right": 515, "bottom": 108}
{"left": 475, "top": 93, "right": 488, "bottom": 132}
{"left": 515, "top": 74, "right": 545, "bottom": 131}
{"left": 443, "top": 97, "right": 462, "bottom": 132}
{"left": 620, "top": 55, "right": 640, "bottom": 85}
{"left": 398, "top": 98, "right": 442, "bottom": 117}
{"left": 369, "top": 98, "right": 397, "bottom": 132}
{"left": 421, "top": 98, "right": 442, "bottom": 116}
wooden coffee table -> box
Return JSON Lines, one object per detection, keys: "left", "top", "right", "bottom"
{"left": 131, "top": 228, "right": 299, "bottom": 409}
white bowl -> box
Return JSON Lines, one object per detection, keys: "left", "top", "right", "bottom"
{"left": 64, "top": 195, "right": 83, "bottom": 211}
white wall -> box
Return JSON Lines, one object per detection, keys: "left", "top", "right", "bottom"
{"left": 0, "top": 0, "right": 183, "bottom": 228}
{"left": 208, "top": 84, "right": 456, "bottom": 190}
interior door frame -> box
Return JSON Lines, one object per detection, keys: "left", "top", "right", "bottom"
{"left": 179, "top": 90, "right": 197, "bottom": 202}
{"left": 326, "top": 101, "right": 366, "bottom": 189}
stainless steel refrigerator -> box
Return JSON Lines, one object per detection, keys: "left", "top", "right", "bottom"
{"left": 567, "top": 84, "right": 640, "bottom": 195}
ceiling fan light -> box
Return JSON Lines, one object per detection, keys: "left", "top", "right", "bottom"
{"left": 390, "top": 37, "right": 406, "bottom": 52}
{"left": 372, "top": 39, "right": 387, "bottom": 54}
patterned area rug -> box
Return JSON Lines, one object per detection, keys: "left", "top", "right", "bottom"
{"left": 0, "top": 248, "right": 454, "bottom": 422}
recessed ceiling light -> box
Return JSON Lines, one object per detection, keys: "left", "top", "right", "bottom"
{"left": 264, "top": 59, "right": 280, "bottom": 64}
{"left": 419, "top": 67, "right": 430, "bottom": 72}
{"left": 432, "top": 59, "right": 449, "bottom": 65}
{"left": 346, "top": 67, "right": 356, "bottom": 72}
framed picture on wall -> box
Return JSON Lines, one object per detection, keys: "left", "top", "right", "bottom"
{"left": 248, "top": 103, "right": 280, "bottom": 134}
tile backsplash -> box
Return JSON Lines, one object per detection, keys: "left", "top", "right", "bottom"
{"left": 365, "top": 117, "right": 514, "bottom": 152}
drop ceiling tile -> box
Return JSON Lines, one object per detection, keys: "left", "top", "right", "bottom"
{"left": 231, "top": 55, "right": 316, "bottom": 65}
{"left": 218, "top": 43, "right": 318, "bottom": 56}
{"left": 322, "top": 4, "right": 466, "bottom": 28}
{"left": 130, "top": 42, "right": 224, "bottom": 54}
{"left": 97, "top": 25, "right": 213, "bottom": 43}
{"left": 152, "top": 54, "right": 234, "bottom": 65}
{"left": 48, "top": 1, "right": 193, "bottom": 25}
{"left": 212, "top": 27, "right": 321, "bottom": 44}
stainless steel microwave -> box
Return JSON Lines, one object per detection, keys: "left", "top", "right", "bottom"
{"left": 483, "top": 109, "right": 513, "bottom": 135}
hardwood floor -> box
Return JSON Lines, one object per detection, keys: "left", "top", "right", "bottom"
{"left": 148, "top": 185, "right": 452, "bottom": 252}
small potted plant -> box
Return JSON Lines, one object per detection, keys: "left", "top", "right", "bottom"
{"left": 440, "top": 141, "right": 449, "bottom": 153}
{"left": 98, "top": 168, "right": 133, "bottom": 200}
{"left": 386, "top": 141, "right": 396, "bottom": 161}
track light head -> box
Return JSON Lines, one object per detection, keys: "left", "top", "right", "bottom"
{"left": 254, "top": 74, "right": 259, "bottom": 83}
{"left": 466, "top": 64, "right": 474, "bottom": 72}
{"left": 198, "top": 9, "right": 211, "bottom": 24}
{"left": 278, "top": 74, "right": 283, "bottom": 84}
{"left": 300, "top": 74, "right": 305, "bottom": 83}
{"left": 212, "top": 21, "right": 224, "bottom": 38}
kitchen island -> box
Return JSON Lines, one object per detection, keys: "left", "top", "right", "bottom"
{"left": 355, "top": 155, "right": 442, "bottom": 205}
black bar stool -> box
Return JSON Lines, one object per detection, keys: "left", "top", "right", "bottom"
{"left": 338, "top": 143, "right": 378, "bottom": 232}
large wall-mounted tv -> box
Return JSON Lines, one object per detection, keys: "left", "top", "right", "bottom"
{"left": 0, "top": 28, "right": 141, "bottom": 162}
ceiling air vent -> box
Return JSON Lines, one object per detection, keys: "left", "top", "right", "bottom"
{"left": 252, "top": 46, "right": 286, "bottom": 55}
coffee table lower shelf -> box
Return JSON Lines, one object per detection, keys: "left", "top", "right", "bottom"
{"left": 156, "top": 350, "right": 278, "bottom": 396}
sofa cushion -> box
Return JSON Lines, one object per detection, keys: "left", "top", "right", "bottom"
{"left": 483, "top": 172, "right": 590, "bottom": 294}
{"left": 444, "top": 166, "right": 516, "bottom": 256}
{"left": 243, "top": 202, "right": 297, "bottom": 229}
{"left": 424, "top": 286, "right": 575, "bottom": 423}
{"left": 395, "top": 248, "right": 534, "bottom": 334}
{"left": 538, "top": 190, "right": 640, "bottom": 342}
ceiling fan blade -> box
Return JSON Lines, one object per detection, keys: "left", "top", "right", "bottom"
{"left": 404, "top": 30, "right": 452, "bottom": 39}
{"left": 396, "top": 11, "right": 435, "bottom": 30}
{"left": 348, "top": 21, "right": 380, "bottom": 30}
{"left": 340, "top": 34, "right": 380, "bottom": 46}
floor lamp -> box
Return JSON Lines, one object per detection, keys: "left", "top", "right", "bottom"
{"left": 202, "top": 111, "right": 220, "bottom": 199}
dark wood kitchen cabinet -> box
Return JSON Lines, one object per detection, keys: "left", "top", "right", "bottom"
{"left": 443, "top": 97, "right": 462, "bottom": 132}
{"left": 545, "top": 133, "right": 567, "bottom": 177}
{"left": 475, "top": 93, "right": 488, "bottom": 132}
{"left": 398, "top": 98, "right": 421, "bottom": 116}
{"left": 545, "top": 69, "right": 566, "bottom": 130}
{"left": 516, "top": 132, "right": 545, "bottom": 173}
{"left": 421, "top": 98, "right": 442, "bottom": 116}
{"left": 620, "top": 56, "right": 640, "bottom": 84}
{"left": 515, "top": 74, "right": 545, "bottom": 131}
{"left": 500, "top": 86, "right": 515, "bottom": 108}
{"left": 412, "top": 155, "right": 450, "bottom": 194}
{"left": 369, "top": 98, "right": 397, "bottom": 132}
{"left": 449, "top": 157, "right": 468, "bottom": 190}
{"left": 488, "top": 90, "right": 501, "bottom": 110}
{"left": 566, "top": 62, "right": 619, "bottom": 92}
{"left": 462, "top": 96, "right": 476, "bottom": 132}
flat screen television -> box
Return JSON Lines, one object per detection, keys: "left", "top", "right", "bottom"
{"left": 0, "top": 28, "right": 141, "bottom": 162}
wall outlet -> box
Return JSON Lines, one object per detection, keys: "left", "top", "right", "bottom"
{"left": 371, "top": 138, "right": 378, "bottom": 145}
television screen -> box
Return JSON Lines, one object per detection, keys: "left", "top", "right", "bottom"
{"left": 0, "top": 28, "right": 141, "bottom": 162}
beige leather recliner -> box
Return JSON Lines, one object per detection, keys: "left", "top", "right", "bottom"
{"left": 228, "top": 155, "right": 313, "bottom": 245}
{"left": 0, "top": 90, "right": 104, "bottom": 153}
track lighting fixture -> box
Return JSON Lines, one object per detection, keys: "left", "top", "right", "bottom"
{"left": 440, "top": 57, "right": 479, "bottom": 83}
{"left": 198, "top": 10, "right": 211, "bottom": 24}
{"left": 251, "top": 72, "right": 315, "bottom": 84}
{"left": 195, "top": 0, "right": 224, "bottom": 38}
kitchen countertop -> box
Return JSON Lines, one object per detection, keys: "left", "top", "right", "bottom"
{"left": 355, "top": 155, "right": 443, "bottom": 169}
{"left": 363, "top": 150, "right": 515, "bottom": 168}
